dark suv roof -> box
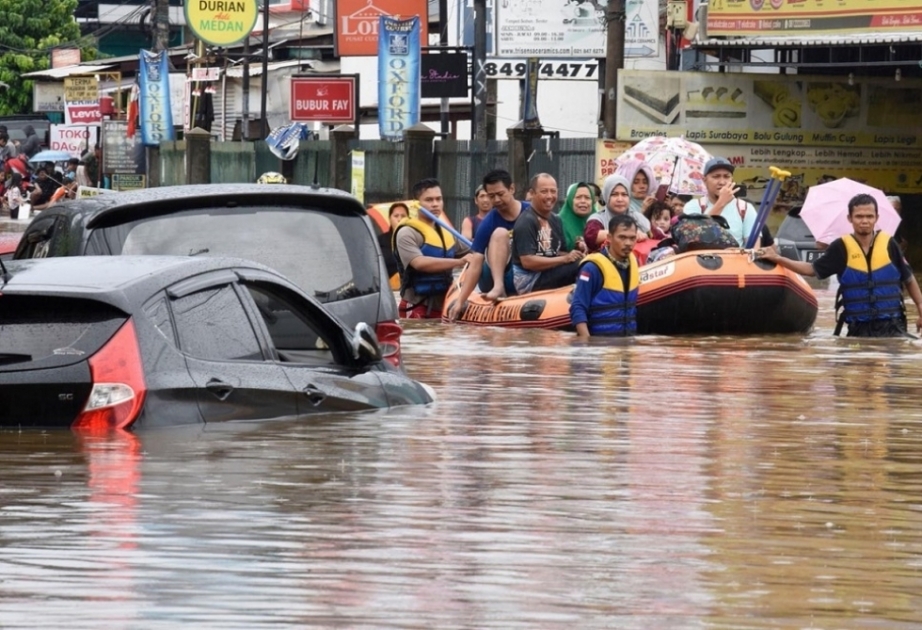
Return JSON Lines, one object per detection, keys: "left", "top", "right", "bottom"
{"left": 54, "top": 183, "right": 368, "bottom": 228}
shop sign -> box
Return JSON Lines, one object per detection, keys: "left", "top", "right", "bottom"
{"left": 335, "top": 0, "right": 428, "bottom": 57}
{"left": 185, "top": 0, "right": 258, "bottom": 47}
{"left": 289, "top": 76, "right": 358, "bottom": 123}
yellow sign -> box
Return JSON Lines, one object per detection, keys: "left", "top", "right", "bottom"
{"left": 350, "top": 150, "right": 365, "bottom": 204}
{"left": 708, "top": 0, "right": 922, "bottom": 37}
{"left": 594, "top": 139, "right": 633, "bottom": 188}
{"left": 185, "top": 0, "right": 258, "bottom": 47}
{"left": 64, "top": 76, "right": 97, "bottom": 102}
{"left": 617, "top": 70, "right": 922, "bottom": 149}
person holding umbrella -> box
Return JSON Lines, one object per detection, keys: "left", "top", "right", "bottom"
{"left": 757, "top": 193, "right": 922, "bottom": 337}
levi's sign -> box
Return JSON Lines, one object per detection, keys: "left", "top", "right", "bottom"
{"left": 289, "top": 76, "right": 357, "bottom": 123}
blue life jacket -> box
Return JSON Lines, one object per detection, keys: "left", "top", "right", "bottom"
{"left": 580, "top": 251, "right": 639, "bottom": 336}
{"left": 838, "top": 231, "right": 904, "bottom": 325}
{"left": 393, "top": 217, "right": 457, "bottom": 298}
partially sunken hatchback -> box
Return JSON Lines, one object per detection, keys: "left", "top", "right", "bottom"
{"left": 0, "top": 256, "right": 433, "bottom": 431}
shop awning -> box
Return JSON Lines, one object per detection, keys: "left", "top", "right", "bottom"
{"left": 22, "top": 64, "right": 116, "bottom": 79}
{"left": 695, "top": 31, "right": 922, "bottom": 48}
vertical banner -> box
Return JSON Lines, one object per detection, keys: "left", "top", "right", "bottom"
{"left": 377, "top": 16, "right": 421, "bottom": 142}
{"left": 138, "top": 49, "right": 175, "bottom": 147}
{"left": 351, "top": 149, "right": 366, "bottom": 204}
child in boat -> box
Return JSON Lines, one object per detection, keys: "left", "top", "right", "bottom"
{"left": 644, "top": 201, "right": 673, "bottom": 239}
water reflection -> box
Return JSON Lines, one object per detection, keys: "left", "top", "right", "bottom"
{"left": 4, "top": 287, "right": 922, "bottom": 627}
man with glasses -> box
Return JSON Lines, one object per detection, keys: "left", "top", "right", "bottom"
{"left": 448, "top": 169, "right": 531, "bottom": 318}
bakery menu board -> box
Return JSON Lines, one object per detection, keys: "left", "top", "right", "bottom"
{"left": 617, "top": 70, "right": 922, "bottom": 149}
{"left": 707, "top": 0, "right": 922, "bottom": 37}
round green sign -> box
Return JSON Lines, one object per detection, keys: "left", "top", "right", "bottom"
{"left": 185, "top": 0, "right": 259, "bottom": 47}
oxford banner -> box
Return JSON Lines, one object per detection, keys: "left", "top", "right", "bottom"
{"left": 377, "top": 16, "right": 421, "bottom": 142}
{"left": 138, "top": 49, "right": 175, "bottom": 147}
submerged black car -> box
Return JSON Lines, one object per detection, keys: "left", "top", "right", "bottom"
{"left": 0, "top": 256, "right": 433, "bottom": 431}
{"left": 13, "top": 184, "right": 404, "bottom": 367}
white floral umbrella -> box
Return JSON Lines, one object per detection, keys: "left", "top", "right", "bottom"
{"left": 615, "top": 136, "right": 713, "bottom": 196}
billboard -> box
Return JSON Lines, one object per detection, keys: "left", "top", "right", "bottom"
{"left": 707, "top": 0, "right": 922, "bottom": 37}
{"left": 336, "top": 0, "right": 428, "bottom": 56}
{"left": 617, "top": 70, "right": 922, "bottom": 149}
{"left": 185, "top": 0, "right": 258, "bottom": 46}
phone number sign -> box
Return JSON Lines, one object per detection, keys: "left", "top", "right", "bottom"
{"left": 483, "top": 59, "right": 599, "bottom": 81}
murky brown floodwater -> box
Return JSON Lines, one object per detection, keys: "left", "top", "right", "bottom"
{"left": 3, "top": 287, "right": 922, "bottom": 629}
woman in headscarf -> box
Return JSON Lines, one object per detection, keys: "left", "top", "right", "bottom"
{"left": 583, "top": 174, "right": 649, "bottom": 253}
{"left": 616, "top": 159, "right": 658, "bottom": 228}
{"left": 558, "top": 181, "right": 595, "bottom": 251}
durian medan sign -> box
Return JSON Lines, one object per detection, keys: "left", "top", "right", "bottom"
{"left": 185, "top": 0, "right": 258, "bottom": 47}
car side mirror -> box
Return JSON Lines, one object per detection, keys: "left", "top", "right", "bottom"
{"left": 352, "top": 322, "right": 382, "bottom": 364}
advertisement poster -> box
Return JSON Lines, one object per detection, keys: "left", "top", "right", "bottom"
{"left": 421, "top": 53, "right": 468, "bottom": 98}
{"left": 49, "top": 124, "right": 99, "bottom": 158}
{"left": 594, "top": 139, "right": 633, "bottom": 187}
{"left": 351, "top": 149, "right": 365, "bottom": 204}
{"left": 377, "top": 16, "right": 421, "bottom": 141}
{"left": 702, "top": 144, "right": 922, "bottom": 202}
{"left": 617, "top": 70, "right": 922, "bottom": 149}
{"left": 496, "top": 0, "right": 607, "bottom": 57}
{"left": 102, "top": 120, "right": 146, "bottom": 175}
{"left": 494, "top": 0, "right": 656, "bottom": 59}
{"left": 336, "top": 0, "right": 428, "bottom": 56}
{"left": 707, "top": 0, "right": 922, "bottom": 37}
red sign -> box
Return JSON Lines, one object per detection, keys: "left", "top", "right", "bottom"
{"left": 335, "top": 0, "right": 428, "bottom": 56}
{"left": 289, "top": 76, "right": 358, "bottom": 123}
{"left": 65, "top": 102, "right": 102, "bottom": 125}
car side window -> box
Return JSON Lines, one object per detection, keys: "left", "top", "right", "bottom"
{"left": 143, "top": 296, "right": 176, "bottom": 346}
{"left": 171, "top": 284, "right": 263, "bottom": 361}
{"left": 242, "top": 283, "right": 340, "bottom": 365}
{"left": 16, "top": 216, "right": 59, "bottom": 259}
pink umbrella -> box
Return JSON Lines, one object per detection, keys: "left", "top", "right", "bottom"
{"left": 800, "top": 178, "right": 901, "bottom": 245}
{"left": 614, "top": 136, "right": 712, "bottom": 197}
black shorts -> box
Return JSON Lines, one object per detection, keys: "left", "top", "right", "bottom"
{"left": 847, "top": 317, "right": 908, "bottom": 338}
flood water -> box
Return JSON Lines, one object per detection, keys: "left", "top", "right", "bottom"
{"left": 4, "top": 288, "right": 922, "bottom": 628}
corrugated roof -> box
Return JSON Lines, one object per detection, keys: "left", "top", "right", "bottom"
{"left": 696, "top": 31, "right": 922, "bottom": 47}
{"left": 22, "top": 64, "right": 116, "bottom": 78}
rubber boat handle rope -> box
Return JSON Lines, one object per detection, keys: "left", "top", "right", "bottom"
{"left": 744, "top": 165, "right": 792, "bottom": 250}
{"left": 417, "top": 206, "right": 474, "bottom": 248}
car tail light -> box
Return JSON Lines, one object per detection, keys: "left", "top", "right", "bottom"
{"left": 375, "top": 321, "right": 403, "bottom": 368}
{"left": 72, "top": 319, "right": 147, "bottom": 432}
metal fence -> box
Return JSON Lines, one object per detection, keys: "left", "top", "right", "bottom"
{"left": 157, "top": 137, "right": 599, "bottom": 227}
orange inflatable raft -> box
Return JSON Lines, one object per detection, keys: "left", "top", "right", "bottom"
{"left": 442, "top": 249, "right": 818, "bottom": 335}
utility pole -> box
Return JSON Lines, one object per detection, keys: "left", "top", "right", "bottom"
{"left": 259, "top": 0, "right": 270, "bottom": 139}
{"left": 242, "top": 38, "right": 250, "bottom": 141}
{"left": 151, "top": 0, "right": 171, "bottom": 52}
{"left": 472, "top": 0, "right": 487, "bottom": 141}
{"left": 439, "top": 0, "right": 450, "bottom": 136}
{"left": 602, "top": 0, "right": 625, "bottom": 139}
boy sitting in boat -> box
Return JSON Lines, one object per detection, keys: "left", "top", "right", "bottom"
{"left": 570, "top": 214, "right": 640, "bottom": 337}
{"left": 511, "top": 173, "right": 586, "bottom": 295}
{"left": 393, "top": 178, "right": 476, "bottom": 319}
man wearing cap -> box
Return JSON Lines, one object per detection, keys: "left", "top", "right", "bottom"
{"left": 684, "top": 157, "right": 758, "bottom": 247}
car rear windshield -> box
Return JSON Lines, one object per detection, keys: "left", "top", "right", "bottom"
{"left": 0, "top": 296, "right": 127, "bottom": 371}
{"left": 85, "top": 206, "right": 381, "bottom": 304}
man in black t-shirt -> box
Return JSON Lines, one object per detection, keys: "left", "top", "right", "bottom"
{"left": 511, "top": 173, "right": 585, "bottom": 294}
{"left": 29, "top": 167, "right": 59, "bottom": 209}
{"left": 758, "top": 193, "right": 922, "bottom": 337}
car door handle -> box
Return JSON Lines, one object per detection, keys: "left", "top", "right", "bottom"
{"left": 303, "top": 384, "right": 326, "bottom": 407}
{"left": 206, "top": 378, "right": 234, "bottom": 401}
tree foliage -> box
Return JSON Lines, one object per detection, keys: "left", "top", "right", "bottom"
{"left": 0, "top": 0, "right": 98, "bottom": 115}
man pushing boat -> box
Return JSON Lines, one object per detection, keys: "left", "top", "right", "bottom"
{"left": 757, "top": 193, "right": 922, "bottom": 337}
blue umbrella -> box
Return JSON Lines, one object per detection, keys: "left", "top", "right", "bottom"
{"left": 28, "top": 150, "right": 75, "bottom": 164}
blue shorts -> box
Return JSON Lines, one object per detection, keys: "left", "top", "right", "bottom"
{"left": 479, "top": 261, "right": 517, "bottom": 296}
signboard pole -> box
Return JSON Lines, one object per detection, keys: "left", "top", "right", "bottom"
{"left": 439, "top": 0, "right": 450, "bottom": 136}
{"left": 603, "top": 0, "right": 625, "bottom": 139}
{"left": 260, "top": 0, "right": 270, "bottom": 140}
{"left": 473, "top": 0, "right": 487, "bottom": 141}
